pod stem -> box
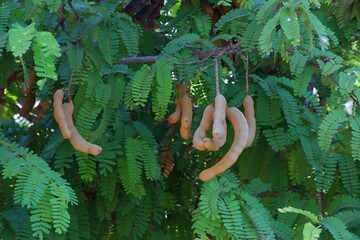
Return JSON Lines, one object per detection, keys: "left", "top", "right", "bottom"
{"left": 245, "top": 51, "right": 249, "bottom": 95}
{"left": 215, "top": 56, "right": 220, "bottom": 96}
{"left": 67, "top": 71, "right": 74, "bottom": 102}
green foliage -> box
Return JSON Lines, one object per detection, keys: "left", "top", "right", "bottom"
{"left": 0, "top": 134, "right": 77, "bottom": 239}
{"left": 0, "top": 0, "right": 359, "bottom": 239}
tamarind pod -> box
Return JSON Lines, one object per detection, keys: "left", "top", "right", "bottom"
{"left": 53, "top": 89, "right": 72, "bottom": 139}
{"left": 176, "top": 82, "right": 187, "bottom": 96}
{"left": 22, "top": 71, "right": 37, "bottom": 94}
{"left": 243, "top": 95, "right": 256, "bottom": 148}
{"left": 212, "top": 94, "right": 227, "bottom": 139}
{"left": 180, "top": 126, "right": 191, "bottom": 140}
{"left": 199, "top": 107, "right": 249, "bottom": 182}
{"left": 143, "top": 3, "right": 161, "bottom": 31}
{"left": 19, "top": 93, "right": 36, "bottom": 117}
{"left": 204, "top": 115, "right": 227, "bottom": 151}
{"left": 143, "top": 18, "right": 155, "bottom": 31}
{"left": 69, "top": 127, "right": 102, "bottom": 156}
{"left": 168, "top": 98, "right": 182, "bottom": 123}
{"left": 63, "top": 101, "right": 102, "bottom": 156}
{"left": 193, "top": 105, "right": 214, "bottom": 151}
{"left": 124, "top": 0, "right": 148, "bottom": 14}
{"left": 180, "top": 94, "right": 193, "bottom": 129}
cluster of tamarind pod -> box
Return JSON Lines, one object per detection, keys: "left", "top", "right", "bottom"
{"left": 53, "top": 89, "right": 102, "bottom": 156}
{"left": 124, "top": 0, "right": 164, "bottom": 31}
{"left": 168, "top": 85, "right": 256, "bottom": 182}
{"left": 167, "top": 83, "right": 193, "bottom": 140}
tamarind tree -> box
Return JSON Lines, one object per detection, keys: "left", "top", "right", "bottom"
{"left": 0, "top": 0, "right": 359, "bottom": 239}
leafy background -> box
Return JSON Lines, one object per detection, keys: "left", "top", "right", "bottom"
{"left": 0, "top": 0, "right": 359, "bottom": 239}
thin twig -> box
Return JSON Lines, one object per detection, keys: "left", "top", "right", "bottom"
{"left": 215, "top": 57, "right": 220, "bottom": 96}
{"left": 68, "top": 0, "right": 81, "bottom": 25}
{"left": 245, "top": 51, "right": 249, "bottom": 95}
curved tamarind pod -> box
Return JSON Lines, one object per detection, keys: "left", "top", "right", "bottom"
{"left": 63, "top": 101, "right": 102, "bottom": 156}
{"left": 22, "top": 71, "right": 37, "bottom": 94}
{"left": 168, "top": 98, "right": 182, "bottom": 124}
{"left": 53, "top": 89, "right": 72, "bottom": 139}
{"left": 243, "top": 95, "right": 256, "bottom": 147}
{"left": 212, "top": 94, "right": 227, "bottom": 139}
{"left": 193, "top": 105, "right": 214, "bottom": 151}
{"left": 176, "top": 82, "right": 187, "bottom": 96}
{"left": 199, "top": 107, "right": 249, "bottom": 182}
{"left": 203, "top": 132, "right": 226, "bottom": 151}
{"left": 180, "top": 126, "right": 191, "bottom": 140}
{"left": 19, "top": 93, "right": 36, "bottom": 117}
{"left": 203, "top": 113, "right": 227, "bottom": 151}
{"left": 180, "top": 94, "right": 193, "bottom": 129}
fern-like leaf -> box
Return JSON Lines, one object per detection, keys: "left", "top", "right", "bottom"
{"left": 8, "top": 23, "right": 35, "bottom": 57}
{"left": 259, "top": 11, "right": 280, "bottom": 55}
{"left": 320, "top": 217, "right": 352, "bottom": 239}
{"left": 279, "top": 7, "right": 300, "bottom": 46}
{"left": 132, "top": 65, "right": 154, "bottom": 107}
{"left": 218, "top": 195, "right": 246, "bottom": 239}
{"left": 303, "top": 222, "right": 322, "bottom": 240}
{"left": 97, "top": 25, "right": 119, "bottom": 64}
{"left": 0, "top": 5, "right": 10, "bottom": 33}
{"left": 194, "top": 14, "right": 212, "bottom": 37}
{"left": 350, "top": 115, "right": 360, "bottom": 161}
{"left": 278, "top": 206, "right": 318, "bottom": 223}
{"left": 263, "top": 127, "right": 286, "bottom": 152}
{"left": 117, "top": 15, "right": 139, "bottom": 56}
{"left": 338, "top": 154, "right": 360, "bottom": 194}
{"left": 214, "top": 8, "right": 249, "bottom": 32}
{"left": 318, "top": 109, "right": 347, "bottom": 152}
{"left": 153, "top": 57, "right": 175, "bottom": 120}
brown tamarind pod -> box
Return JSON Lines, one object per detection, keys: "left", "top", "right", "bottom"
{"left": 244, "top": 95, "right": 256, "bottom": 147}
{"left": 193, "top": 105, "right": 214, "bottom": 151}
{"left": 53, "top": 89, "right": 72, "bottom": 139}
{"left": 176, "top": 82, "right": 187, "bottom": 96}
{"left": 19, "top": 93, "right": 36, "bottom": 117}
{"left": 212, "top": 94, "right": 227, "bottom": 139}
{"left": 62, "top": 101, "right": 102, "bottom": 156}
{"left": 180, "top": 126, "right": 191, "bottom": 140}
{"left": 199, "top": 107, "right": 249, "bottom": 181}
{"left": 7, "top": 70, "right": 20, "bottom": 86}
{"left": 168, "top": 98, "right": 182, "bottom": 124}
{"left": 22, "top": 71, "right": 37, "bottom": 94}
{"left": 180, "top": 94, "right": 193, "bottom": 129}
{"left": 203, "top": 123, "right": 226, "bottom": 151}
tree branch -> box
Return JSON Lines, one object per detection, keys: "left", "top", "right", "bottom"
{"left": 118, "top": 44, "right": 242, "bottom": 64}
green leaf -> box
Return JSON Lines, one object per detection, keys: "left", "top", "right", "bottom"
{"left": 278, "top": 206, "right": 318, "bottom": 223}
{"left": 318, "top": 109, "right": 347, "bottom": 152}
{"left": 320, "top": 217, "right": 352, "bottom": 240}
{"left": 279, "top": 7, "right": 300, "bottom": 45}
{"left": 303, "top": 222, "right": 322, "bottom": 240}
{"left": 8, "top": 23, "right": 35, "bottom": 57}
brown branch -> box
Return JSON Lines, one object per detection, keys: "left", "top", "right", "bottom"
{"left": 68, "top": 0, "right": 81, "bottom": 25}
{"left": 118, "top": 44, "right": 242, "bottom": 64}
